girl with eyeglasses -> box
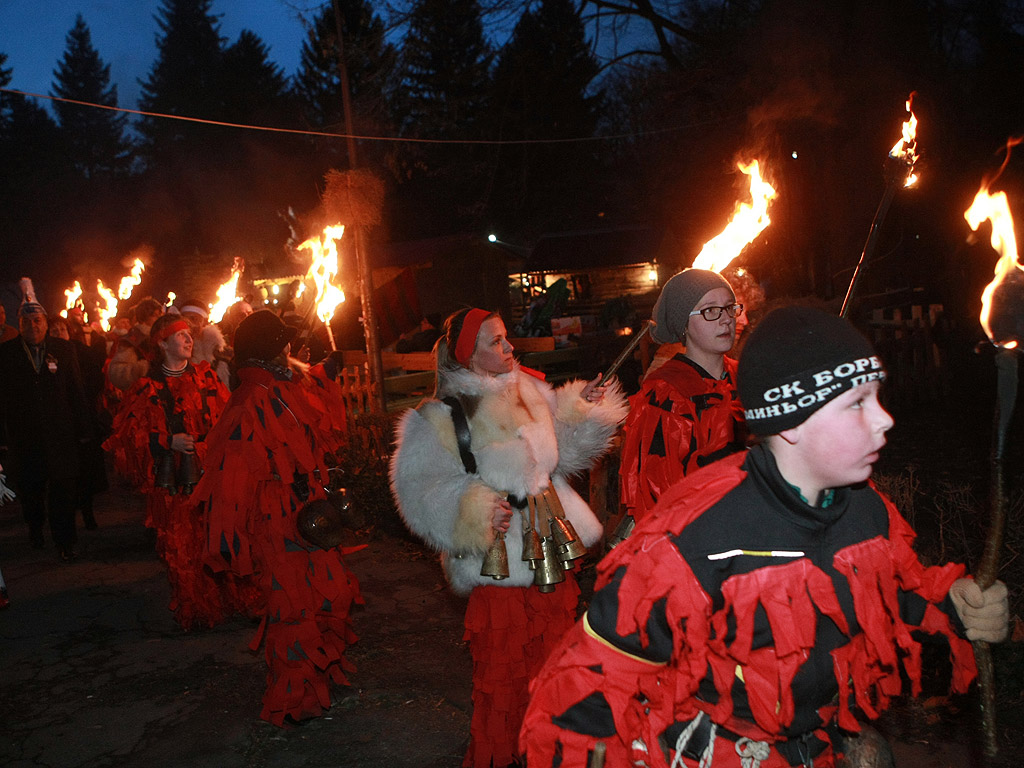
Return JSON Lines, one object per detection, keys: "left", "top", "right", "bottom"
{"left": 617, "top": 269, "right": 747, "bottom": 537}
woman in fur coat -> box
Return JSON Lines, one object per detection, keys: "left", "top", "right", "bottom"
{"left": 390, "top": 307, "right": 627, "bottom": 768}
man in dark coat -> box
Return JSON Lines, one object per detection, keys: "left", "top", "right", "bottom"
{"left": 0, "top": 299, "right": 92, "bottom": 560}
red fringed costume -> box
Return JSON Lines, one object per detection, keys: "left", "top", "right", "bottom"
{"left": 619, "top": 354, "right": 744, "bottom": 524}
{"left": 104, "top": 362, "right": 261, "bottom": 630}
{"left": 522, "top": 445, "right": 977, "bottom": 768}
{"left": 194, "top": 362, "right": 362, "bottom": 727}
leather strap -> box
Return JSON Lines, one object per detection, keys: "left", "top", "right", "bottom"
{"left": 442, "top": 396, "right": 477, "bottom": 474}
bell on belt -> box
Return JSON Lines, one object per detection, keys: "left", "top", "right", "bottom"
{"left": 606, "top": 514, "right": 636, "bottom": 550}
{"left": 177, "top": 452, "right": 202, "bottom": 495}
{"left": 551, "top": 515, "right": 587, "bottom": 564}
{"left": 522, "top": 527, "right": 544, "bottom": 569}
{"left": 521, "top": 498, "right": 543, "bottom": 569}
{"left": 533, "top": 536, "right": 566, "bottom": 592}
{"left": 480, "top": 531, "right": 509, "bottom": 580}
{"left": 155, "top": 452, "right": 177, "bottom": 495}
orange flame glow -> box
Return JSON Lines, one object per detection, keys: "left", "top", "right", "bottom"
{"left": 60, "top": 281, "right": 84, "bottom": 318}
{"left": 889, "top": 94, "right": 919, "bottom": 188}
{"left": 95, "top": 279, "right": 118, "bottom": 332}
{"left": 208, "top": 258, "right": 245, "bottom": 324}
{"left": 691, "top": 160, "right": 777, "bottom": 273}
{"left": 965, "top": 186, "right": 1024, "bottom": 349}
{"left": 118, "top": 258, "right": 145, "bottom": 301}
{"left": 299, "top": 225, "right": 346, "bottom": 324}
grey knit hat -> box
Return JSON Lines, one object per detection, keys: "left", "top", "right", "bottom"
{"left": 650, "top": 269, "right": 735, "bottom": 344}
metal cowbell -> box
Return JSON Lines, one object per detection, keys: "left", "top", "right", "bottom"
{"left": 480, "top": 531, "right": 509, "bottom": 580}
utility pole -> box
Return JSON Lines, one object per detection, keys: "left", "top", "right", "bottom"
{"left": 332, "top": 0, "right": 387, "bottom": 412}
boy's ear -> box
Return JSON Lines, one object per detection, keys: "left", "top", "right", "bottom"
{"left": 776, "top": 425, "right": 801, "bottom": 445}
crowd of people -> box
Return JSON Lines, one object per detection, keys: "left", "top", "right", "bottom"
{"left": 0, "top": 268, "right": 1013, "bottom": 766}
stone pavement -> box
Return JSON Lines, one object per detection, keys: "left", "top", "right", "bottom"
{"left": 0, "top": 478, "right": 472, "bottom": 768}
{"left": 0, "top": 477, "right": 984, "bottom": 768}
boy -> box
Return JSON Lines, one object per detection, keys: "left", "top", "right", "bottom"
{"left": 521, "top": 306, "right": 1008, "bottom": 768}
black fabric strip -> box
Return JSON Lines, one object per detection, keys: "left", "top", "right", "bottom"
{"left": 442, "top": 396, "right": 477, "bottom": 474}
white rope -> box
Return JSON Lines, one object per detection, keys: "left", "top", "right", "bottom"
{"left": 670, "top": 712, "right": 717, "bottom": 768}
{"left": 735, "top": 736, "right": 772, "bottom": 768}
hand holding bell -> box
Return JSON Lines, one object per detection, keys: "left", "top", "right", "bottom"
{"left": 171, "top": 433, "right": 195, "bottom": 453}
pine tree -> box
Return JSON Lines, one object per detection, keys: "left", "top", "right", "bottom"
{"left": 137, "top": 0, "right": 225, "bottom": 162}
{"left": 51, "top": 15, "right": 133, "bottom": 179}
{"left": 398, "top": 0, "right": 492, "bottom": 139}
{"left": 221, "top": 30, "right": 290, "bottom": 125}
{"left": 294, "top": 0, "right": 397, "bottom": 133}
{"left": 390, "top": 0, "right": 494, "bottom": 237}
{"left": 487, "top": 0, "right": 604, "bottom": 232}
{"left": 293, "top": 0, "right": 398, "bottom": 171}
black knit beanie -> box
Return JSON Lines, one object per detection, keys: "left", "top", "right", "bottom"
{"left": 738, "top": 306, "right": 885, "bottom": 435}
{"left": 234, "top": 309, "right": 297, "bottom": 363}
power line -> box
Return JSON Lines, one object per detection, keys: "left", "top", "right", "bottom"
{"left": 1, "top": 87, "right": 730, "bottom": 146}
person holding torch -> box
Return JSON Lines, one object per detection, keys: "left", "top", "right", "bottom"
{"left": 390, "top": 307, "right": 627, "bottom": 768}
{"left": 616, "top": 269, "right": 747, "bottom": 542}
{"left": 521, "top": 306, "right": 1008, "bottom": 768}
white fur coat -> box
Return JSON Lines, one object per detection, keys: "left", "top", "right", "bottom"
{"left": 389, "top": 365, "right": 627, "bottom": 595}
{"left": 191, "top": 324, "right": 230, "bottom": 387}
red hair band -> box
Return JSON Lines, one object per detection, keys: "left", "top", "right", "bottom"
{"left": 455, "top": 308, "right": 490, "bottom": 366}
{"left": 154, "top": 319, "right": 190, "bottom": 344}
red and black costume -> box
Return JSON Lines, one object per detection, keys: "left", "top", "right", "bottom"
{"left": 104, "top": 361, "right": 258, "bottom": 630}
{"left": 522, "top": 444, "right": 977, "bottom": 768}
{"left": 195, "top": 360, "right": 362, "bottom": 726}
{"left": 619, "top": 354, "right": 744, "bottom": 523}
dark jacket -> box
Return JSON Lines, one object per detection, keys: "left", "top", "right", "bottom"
{"left": 0, "top": 335, "right": 92, "bottom": 481}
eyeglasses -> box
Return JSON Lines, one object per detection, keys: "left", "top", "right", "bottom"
{"left": 688, "top": 303, "right": 744, "bottom": 321}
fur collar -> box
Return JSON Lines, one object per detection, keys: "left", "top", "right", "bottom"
{"left": 438, "top": 361, "right": 524, "bottom": 399}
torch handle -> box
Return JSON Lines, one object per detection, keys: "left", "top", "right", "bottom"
{"left": 600, "top": 321, "right": 652, "bottom": 383}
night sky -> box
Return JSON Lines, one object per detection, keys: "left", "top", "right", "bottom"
{"left": 0, "top": 0, "right": 318, "bottom": 110}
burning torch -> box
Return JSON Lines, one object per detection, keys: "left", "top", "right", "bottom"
{"left": 299, "top": 224, "right": 346, "bottom": 352}
{"left": 840, "top": 93, "right": 919, "bottom": 318}
{"left": 963, "top": 145, "right": 1023, "bottom": 758}
{"left": 607, "top": 160, "right": 776, "bottom": 549}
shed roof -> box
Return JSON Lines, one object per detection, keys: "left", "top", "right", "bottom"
{"left": 525, "top": 227, "right": 663, "bottom": 272}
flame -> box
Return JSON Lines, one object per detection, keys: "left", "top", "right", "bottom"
{"left": 118, "top": 258, "right": 145, "bottom": 301}
{"left": 889, "top": 93, "right": 919, "bottom": 188}
{"left": 691, "top": 160, "right": 777, "bottom": 273}
{"left": 208, "top": 258, "right": 245, "bottom": 324}
{"left": 166, "top": 291, "right": 176, "bottom": 307}
{"left": 60, "top": 280, "right": 84, "bottom": 318}
{"left": 965, "top": 186, "right": 1024, "bottom": 350}
{"left": 95, "top": 279, "right": 118, "bottom": 332}
{"left": 299, "top": 225, "right": 346, "bottom": 323}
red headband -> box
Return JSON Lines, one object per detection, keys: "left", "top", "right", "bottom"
{"left": 454, "top": 308, "right": 491, "bottom": 365}
{"left": 154, "top": 319, "right": 190, "bottom": 344}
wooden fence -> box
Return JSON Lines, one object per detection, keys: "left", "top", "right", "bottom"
{"left": 863, "top": 304, "right": 948, "bottom": 406}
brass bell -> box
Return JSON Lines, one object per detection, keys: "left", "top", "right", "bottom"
{"left": 520, "top": 499, "right": 543, "bottom": 569}
{"left": 533, "top": 536, "right": 566, "bottom": 593}
{"left": 551, "top": 515, "right": 588, "bottom": 564}
{"left": 522, "top": 527, "right": 544, "bottom": 569}
{"left": 297, "top": 498, "right": 345, "bottom": 549}
{"left": 155, "top": 452, "right": 177, "bottom": 495}
{"left": 480, "top": 531, "right": 509, "bottom": 580}
{"left": 177, "top": 452, "right": 202, "bottom": 495}
{"left": 606, "top": 514, "right": 636, "bottom": 550}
